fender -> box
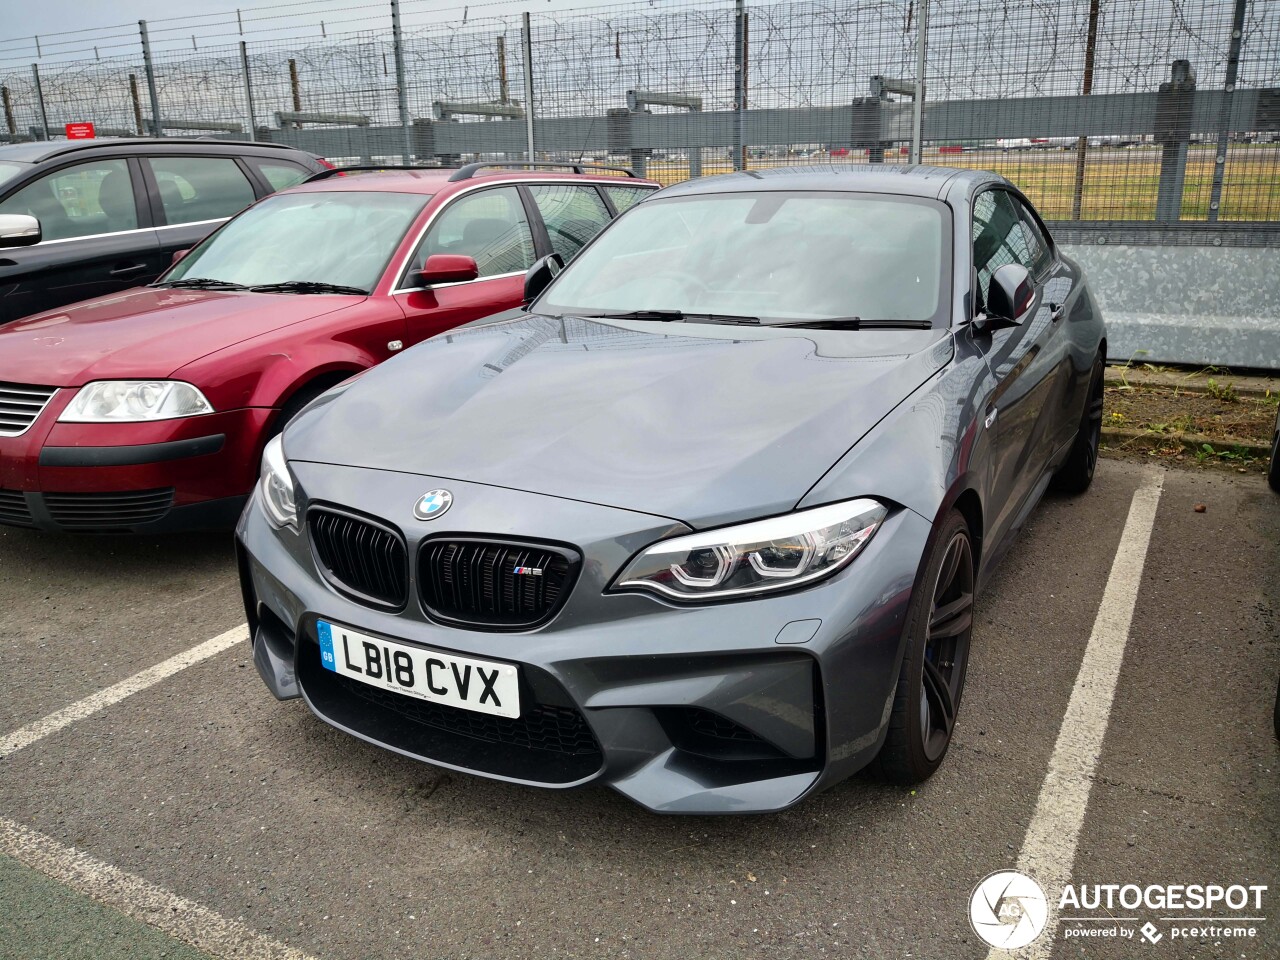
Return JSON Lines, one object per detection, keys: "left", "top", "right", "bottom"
{"left": 172, "top": 299, "right": 406, "bottom": 412}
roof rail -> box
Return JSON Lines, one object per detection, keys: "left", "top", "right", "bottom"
{"left": 447, "top": 161, "right": 638, "bottom": 182}
{"left": 304, "top": 164, "right": 452, "bottom": 182}
{"left": 35, "top": 137, "right": 303, "bottom": 159}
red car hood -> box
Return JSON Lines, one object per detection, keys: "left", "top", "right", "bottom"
{"left": 0, "top": 288, "right": 362, "bottom": 386}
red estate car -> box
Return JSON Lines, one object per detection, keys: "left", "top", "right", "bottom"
{"left": 0, "top": 162, "right": 657, "bottom": 532}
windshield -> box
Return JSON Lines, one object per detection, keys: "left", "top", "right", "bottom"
{"left": 538, "top": 191, "right": 948, "bottom": 325}
{"left": 165, "top": 191, "right": 429, "bottom": 292}
{"left": 0, "top": 161, "right": 27, "bottom": 190}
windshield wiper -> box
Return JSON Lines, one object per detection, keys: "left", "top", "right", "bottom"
{"left": 773, "top": 318, "right": 934, "bottom": 330}
{"left": 155, "top": 277, "right": 247, "bottom": 290}
{"left": 568, "top": 309, "right": 685, "bottom": 322}
{"left": 248, "top": 280, "right": 369, "bottom": 296}
{"left": 567, "top": 310, "right": 760, "bottom": 325}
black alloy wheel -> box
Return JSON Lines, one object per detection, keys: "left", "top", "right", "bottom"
{"left": 876, "top": 509, "right": 976, "bottom": 783}
{"left": 920, "top": 529, "right": 976, "bottom": 762}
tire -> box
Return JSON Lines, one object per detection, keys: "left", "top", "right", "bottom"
{"left": 875, "top": 509, "right": 975, "bottom": 784}
{"left": 267, "top": 378, "right": 344, "bottom": 443}
{"left": 1274, "top": 674, "right": 1280, "bottom": 742}
{"left": 1051, "top": 353, "right": 1105, "bottom": 494}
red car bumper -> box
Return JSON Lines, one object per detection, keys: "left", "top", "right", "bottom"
{"left": 0, "top": 392, "right": 273, "bottom": 532}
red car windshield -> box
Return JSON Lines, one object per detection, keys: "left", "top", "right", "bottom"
{"left": 166, "top": 191, "right": 428, "bottom": 293}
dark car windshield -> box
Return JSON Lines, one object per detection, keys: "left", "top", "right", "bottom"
{"left": 0, "top": 161, "right": 26, "bottom": 189}
{"left": 538, "top": 191, "right": 948, "bottom": 326}
{"left": 165, "top": 191, "right": 428, "bottom": 293}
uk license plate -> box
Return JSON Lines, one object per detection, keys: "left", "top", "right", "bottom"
{"left": 317, "top": 620, "right": 520, "bottom": 719}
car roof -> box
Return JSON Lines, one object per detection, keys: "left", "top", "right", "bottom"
{"left": 0, "top": 137, "right": 311, "bottom": 164}
{"left": 655, "top": 164, "right": 1008, "bottom": 201}
{"left": 287, "top": 167, "right": 660, "bottom": 196}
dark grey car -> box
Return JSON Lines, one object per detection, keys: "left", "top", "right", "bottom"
{"left": 0, "top": 138, "right": 326, "bottom": 323}
{"left": 236, "top": 165, "right": 1106, "bottom": 814}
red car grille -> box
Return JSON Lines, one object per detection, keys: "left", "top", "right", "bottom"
{"left": 0, "top": 382, "right": 58, "bottom": 437}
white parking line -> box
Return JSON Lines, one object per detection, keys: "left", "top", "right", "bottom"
{"left": 1, "top": 815, "right": 319, "bottom": 960}
{"left": 987, "top": 467, "right": 1165, "bottom": 959}
{"left": 0, "top": 623, "right": 248, "bottom": 759}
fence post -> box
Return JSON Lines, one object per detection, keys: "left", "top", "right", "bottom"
{"left": 522, "top": 12, "right": 536, "bottom": 160}
{"left": 1071, "top": 0, "right": 1102, "bottom": 220}
{"left": 128, "top": 74, "right": 144, "bottom": 135}
{"left": 390, "top": 0, "right": 412, "bottom": 162}
{"left": 30, "top": 64, "right": 50, "bottom": 141}
{"left": 239, "top": 41, "right": 257, "bottom": 142}
{"left": 1154, "top": 59, "right": 1195, "bottom": 222}
{"left": 732, "top": 0, "right": 746, "bottom": 171}
{"left": 1206, "top": 0, "right": 1248, "bottom": 222}
{"left": 139, "top": 20, "right": 162, "bottom": 137}
{"left": 909, "top": 0, "right": 928, "bottom": 164}
{"left": 1, "top": 86, "right": 15, "bottom": 136}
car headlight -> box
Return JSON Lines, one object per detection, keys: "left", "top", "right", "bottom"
{"left": 58, "top": 381, "right": 213, "bottom": 422}
{"left": 259, "top": 435, "right": 298, "bottom": 530}
{"left": 611, "top": 498, "right": 888, "bottom": 601}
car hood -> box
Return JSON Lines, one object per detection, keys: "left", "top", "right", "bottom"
{"left": 287, "top": 314, "right": 953, "bottom": 528}
{"left": 0, "top": 288, "right": 361, "bottom": 386}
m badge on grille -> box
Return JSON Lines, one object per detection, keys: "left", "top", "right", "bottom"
{"left": 413, "top": 489, "right": 453, "bottom": 520}
{"left": 513, "top": 566, "right": 544, "bottom": 576}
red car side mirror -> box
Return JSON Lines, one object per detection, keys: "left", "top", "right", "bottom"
{"left": 418, "top": 254, "right": 479, "bottom": 286}
{"left": 172, "top": 248, "right": 191, "bottom": 265}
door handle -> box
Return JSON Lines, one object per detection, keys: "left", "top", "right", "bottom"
{"left": 1049, "top": 301, "right": 1065, "bottom": 322}
{"left": 109, "top": 262, "right": 148, "bottom": 277}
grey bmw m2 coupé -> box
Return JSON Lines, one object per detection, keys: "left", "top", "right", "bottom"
{"left": 237, "top": 165, "right": 1105, "bottom": 814}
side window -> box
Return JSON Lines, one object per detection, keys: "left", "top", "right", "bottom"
{"left": 604, "top": 185, "right": 654, "bottom": 214}
{"left": 1015, "top": 200, "right": 1055, "bottom": 277}
{"left": 146, "top": 157, "right": 255, "bottom": 226}
{"left": 0, "top": 159, "right": 137, "bottom": 242}
{"left": 528, "top": 184, "right": 610, "bottom": 261}
{"left": 971, "top": 189, "right": 1036, "bottom": 309}
{"left": 254, "top": 161, "right": 311, "bottom": 192}
{"left": 414, "top": 186, "right": 535, "bottom": 280}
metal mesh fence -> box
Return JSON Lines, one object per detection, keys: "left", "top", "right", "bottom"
{"left": 1, "top": 0, "right": 1278, "bottom": 235}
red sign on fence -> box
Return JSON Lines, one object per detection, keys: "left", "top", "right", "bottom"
{"left": 65, "top": 122, "right": 95, "bottom": 140}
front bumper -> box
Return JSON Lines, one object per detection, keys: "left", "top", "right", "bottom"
{"left": 237, "top": 462, "right": 933, "bottom": 814}
{"left": 0, "top": 396, "right": 272, "bottom": 532}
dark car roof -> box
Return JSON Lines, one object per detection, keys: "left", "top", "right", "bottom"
{"left": 290, "top": 168, "right": 660, "bottom": 196}
{"left": 657, "top": 164, "right": 1007, "bottom": 200}
{"left": 0, "top": 137, "right": 312, "bottom": 164}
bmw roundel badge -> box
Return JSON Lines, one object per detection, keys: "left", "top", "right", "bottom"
{"left": 414, "top": 489, "right": 453, "bottom": 521}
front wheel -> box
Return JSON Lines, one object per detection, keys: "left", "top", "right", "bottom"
{"left": 875, "top": 510, "right": 975, "bottom": 784}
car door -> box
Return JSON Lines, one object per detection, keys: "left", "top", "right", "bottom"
{"left": 141, "top": 155, "right": 260, "bottom": 266}
{"left": 969, "top": 187, "right": 1069, "bottom": 543}
{"left": 393, "top": 185, "right": 539, "bottom": 346}
{"left": 0, "top": 156, "right": 160, "bottom": 323}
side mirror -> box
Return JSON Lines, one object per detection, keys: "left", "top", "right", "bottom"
{"left": 0, "top": 214, "right": 41, "bottom": 249}
{"left": 172, "top": 248, "right": 191, "bottom": 265}
{"left": 978, "top": 262, "right": 1034, "bottom": 330}
{"left": 418, "top": 254, "right": 479, "bottom": 286}
{"left": 524, "top": 253, "right": 564, "bottom": 305}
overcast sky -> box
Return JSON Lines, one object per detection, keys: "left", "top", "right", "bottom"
{"left": 1, "top": 0, "right": 667, "bottom": 64}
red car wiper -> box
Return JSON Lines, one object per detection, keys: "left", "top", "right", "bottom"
{"left": 156, "top": 277, "right": 248, "bottom": 290}
{"left": 248, "top": 281, "right": 370, "bottom": 296}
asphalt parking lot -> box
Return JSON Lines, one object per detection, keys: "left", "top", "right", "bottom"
{"left": 1, "top": 458, "right": 1277, "bottom": 960}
